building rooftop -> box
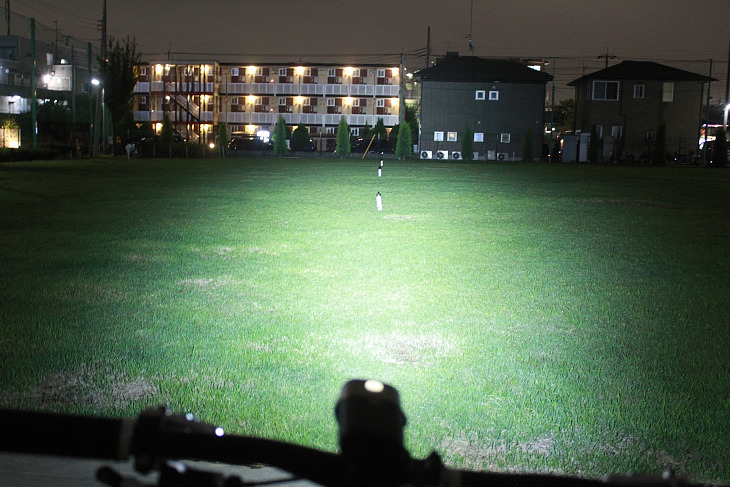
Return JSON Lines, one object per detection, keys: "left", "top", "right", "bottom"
{"left": 415, "top": 54, "right": 552, "bottom": 83}
{"left": 568, "top": 60, "right": 716, "bottom": 85}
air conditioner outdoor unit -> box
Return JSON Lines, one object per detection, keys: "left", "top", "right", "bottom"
{"left": 473, "top": 152, "right": 479, "bottom": 160}
{"left": 451, "top": 151, "right": 462, "bottom": 160}
{"left": 437, "top": 150, "right": 449, "bottom": 160}
{"left": 497, "top": 152, "right": 510, "bottom": 161}
{"left": 487, "top": 150, "right": 496, "bottom": 160}
{"left": 420, "top": 150, "right": 432, "bottom": 159}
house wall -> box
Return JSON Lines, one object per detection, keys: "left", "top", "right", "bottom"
{"left": 419, "top": 80, "right": 546, "bottom": 160}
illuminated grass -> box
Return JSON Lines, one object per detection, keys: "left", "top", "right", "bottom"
{"left": 0, "top": 158, "right": 728, "bottom": 483}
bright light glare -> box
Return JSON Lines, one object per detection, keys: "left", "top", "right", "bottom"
{"left": 91, "top": 78, "right": 100, "bottom": 86}
{"left": 209, "top": 142, "right": 215, "bottom": 149}
{"left": 364, "top": 380, "right": 385, "bottom": 393}
{"left": 214, "top": 427, "right": 224, "bottom": 437}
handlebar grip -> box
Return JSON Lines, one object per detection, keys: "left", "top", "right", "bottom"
{"left": 0, "top": 409, "right": 134, "bottom": 460}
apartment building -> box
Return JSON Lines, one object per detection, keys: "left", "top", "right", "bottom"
{"left": 133, "top": 61, "right": 407, "bottom": 149}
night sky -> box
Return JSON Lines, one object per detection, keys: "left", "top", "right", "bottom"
{"left": 9, "top": 0, "right": 730, "bottom": 101}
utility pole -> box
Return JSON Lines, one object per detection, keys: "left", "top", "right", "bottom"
{"left": 426, "top": 26, "right": 430, "bottom": 68}
{"left": 549, "top": 58, "right": 555, "bottom": 161}
{"left": 399, "top": 52, "right": 405, "bottom": 126}
{"left": 101, "top": 0, "right": 107, "bottom": 60}
{"left": 702, "top": 59, "right": 712, "bottom": 164}
{"left": 30, "top": 17, "right": 37, "bottom": 149}
{"left": 598, "top": 48, "right": 616, "bottom": 69}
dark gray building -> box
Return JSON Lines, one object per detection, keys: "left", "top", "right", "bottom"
{"left": 415, "top": 53, "right": 552, "bottom": 161}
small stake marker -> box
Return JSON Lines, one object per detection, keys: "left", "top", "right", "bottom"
{"left": 376, "top": 192, "right": 383, "bottom": 211}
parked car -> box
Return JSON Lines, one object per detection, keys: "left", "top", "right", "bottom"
{"left": 350, "top": 137, "right": 393, "bottom": 153}
{"left": 228, "top": 135, "right": 273, "bottom": 151}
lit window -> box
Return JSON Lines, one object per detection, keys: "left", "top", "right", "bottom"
{"left": 592, "top": 81, "right": 619, "bottom": 101}
{"left": 475, "top": 90, "right": 486, "bottom": 100}
{"left": 633, "top": 84, "right": 645, "bottom": 99}
{"left": 434, "top": 131, "right": 444, "bottom": 142}
{"left": 489, "top": 90, "right": 499, "bottom": 100}
{"left": 500, "top": 133, "right": 511, "bottom": 143}
{"left": 474, "top": 132, "right": 484, "bottom": 143}
{"left": 447, "top": 132, "right": 458, "bottom": 142}
{"left": 662, "top": 82, "right": 674, "bottom": 102}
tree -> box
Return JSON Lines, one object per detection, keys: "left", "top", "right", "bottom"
{"left": 710, "top": 127, "right": 728, "bottom": 167}
{"left": 217, "top": 122, "right": 229, "bottom": 157}
{"left": 522, "top": 128, "right": 534, "bottom": 162}
{"left": 552, "top": 99, "right": 575, "bottom": 133}
{"left": 159, "top": 113, "right": 174, "bottom": 145}
{"left": 273, "top": 116, "right": 288, "bottom": 156}
{"left": 461, "top": 124, "right": 474, "bottom": 162}
{"left": 588, "top": 125, "right": 600, "bottom": 163}
{"left": 395, "top": 120, "right": 412, "bottom": 160}
{"left": 99, "top": 36, "right": 141, "bottom": 150}
{"left": 291, "top": 123, "right": 310, "bottom": 151}
{"left": 335, "top": 116, "right": 350, "bottom": 157}
{"left": 652, "top": 123, "right": 666, "bottom": 165}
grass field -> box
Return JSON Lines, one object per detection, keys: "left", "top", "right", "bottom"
{"left": 0, "top": 157, "right": 728, "bottom": 484}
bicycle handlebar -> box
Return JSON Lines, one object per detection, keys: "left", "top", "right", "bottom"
{"left": 0, "top": 379, "right": 697, "bottom": 487}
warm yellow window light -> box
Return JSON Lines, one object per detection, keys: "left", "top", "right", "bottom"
{"left": 201, "top": 95, "right": 209, "bottom": 103}
{"left": 345, "top": 97, "right": 353, "bottom": 105}
{"left": 295, "top": 66, "right": 305, "bottom": 75}
{"left": 391, "top": 97, "right": 399, "bottom": 105}
{"left": 247, "top": 66, "right": 257, "bottom": 75}
{"left": 296, "top": 96, "right": 304, "bottom": 104}
{"left": 344, "top": 67, "right": 354, "bottom": 76}
{"left": 247, "top": 95, "right": 256, "bottom": 104}
{"left": 202, "top": 65, "right": 209, "bottom": 74}
{"left": 155, "top": 123, "right": 162, "bottom": 133}
{"left": 155, "top": 64, "right": 163, "bottom": 75}
{"left": 246, "top": 125, "right": 256, "bottom": 134}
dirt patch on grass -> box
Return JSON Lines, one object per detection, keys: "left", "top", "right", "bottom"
{"left": 347, "top": 330, "right": 455, "bottom": 367}
{"left": 0, "top": 365, "right": 158, "bottom": 410}
{"left": 383, "top": 214, "right": 417, "bottom": 221}
{"left": 583, "top": 198, "right": 683, "bottom": 209}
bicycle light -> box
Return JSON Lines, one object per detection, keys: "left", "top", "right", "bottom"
{"left": 335, "top": 379, "right": 406, "bottom": 457}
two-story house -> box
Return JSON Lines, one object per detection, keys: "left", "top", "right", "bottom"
{"left": 415, "top": 53, "right": 552, "bottom": 161}
{"left": 568, "top": 61, "right": 716, "bottom": 161}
